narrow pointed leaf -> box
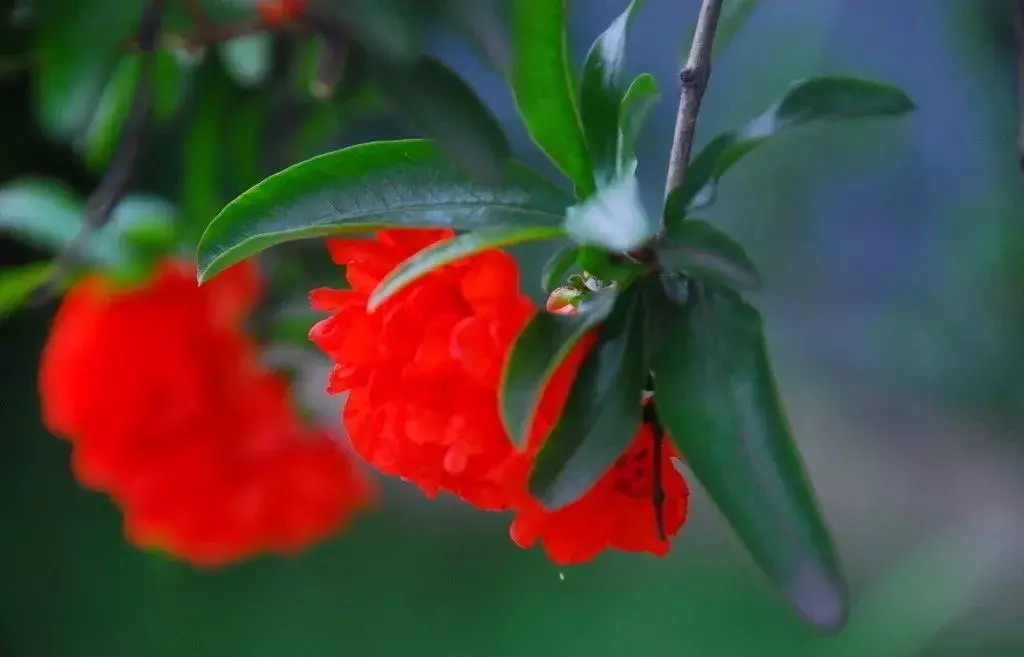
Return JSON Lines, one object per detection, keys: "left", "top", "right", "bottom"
{"left": 657, "top": 219, "right": 761, "bottom": 290}
{"left": 0, "top": 262, "right": 55, "bottom": 319}
{"left": 0, "top": 179, "right": 85, "bottom": 252}
{"left": 370, "top": 225, "right": 565, "bottom": 310}
{"left": 529, "top": 285, "right": 647, "bottom": 508}
{"left": 668, "top": 76, "right": 914, "bottom": 216}
{"left": 654, "top": 283, "right": 847, "bottom": 631}
{"left": 580, "top": 0, "right": 643, "bottom": 178}
{"left": 541, "top": 244, "right": 582, "bottom": 293}
{"left": 500, "top": 287, "right": 618, "bottom": 449}
{"left": 376, "top": 56, "right": 510, "bottom": 181}
{"left": 565, "top": 174, "right": 655, "bottom": 252}
{"left": 619, "top": 73, "right": 659, "bottom": 169}
{"left": 197, "top": 139, "right": 573, "bottom": 282}
{"left": 510, "top": 0, "right": 594, "bottom": 196}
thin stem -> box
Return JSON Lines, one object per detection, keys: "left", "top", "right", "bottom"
{"left": 664, "top": 0, "right": 724, "bottom": 200}
{"left": 38, "top": 0, "right": 164, "bottom": 300}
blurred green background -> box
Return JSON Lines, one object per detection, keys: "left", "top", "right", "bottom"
{"left": 2, "top": 0, "right": 1023, "bottom": 655}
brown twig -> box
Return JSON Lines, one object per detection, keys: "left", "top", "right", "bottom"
{"left": 1014, "top": 0, "right": 1024, "bottom": 174}
{"left": 664, "top": 0, "right": 725, "bottom": 200}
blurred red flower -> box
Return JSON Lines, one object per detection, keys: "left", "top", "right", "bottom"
{"left": 310, "top": 229, "right": 689, "bottom": 564}
{"left": 39, "top": 260, "right": 372, "bottom": 566}
{"left": 257, "top": 0, "right": 306, "bottom": 25}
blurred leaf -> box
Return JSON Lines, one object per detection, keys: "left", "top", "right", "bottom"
{"left": 268, "top": 310, "right": 322, "bottom": 348}
{"left": 619, "top": 73, "right": 659, "bottom": 169}
{"left": 0, "top": 179, "right": 84, "bottom": 252}
{"left": 510, "top": 0, "right": 594, "bottom": 196}
{"left": 0, "top": 262, "right": 55, "bottom": 319}
{"left": 376, "top": 56, "right": 510, "bottom": 180}
{"left": 227, "top": 94, "right": 267, "bottom": 193}
{"left": 82, "top": 51, "right": 187, "bottom": 170}
{"left": 313, "top": 0, "right": 422, "bottom": 59}
{"left": 197, "top": 139, "right": 573, "bottom": 282}
{"left": 577, "top": 245, "right": 646, "bottom": 285}
{"left": 501, "top": 287, "right": 619, "bottom": 450}
{"left": 653, "top": 283, "right": 847, "bottom": 631}
{"left": 32, "top": 0, "right": 142, "bottom": 140}
{"left": 580, "top": 0, "right": 643, "bottom": 179}
{"left": 182, "top": 61, "right": 230, "bottom": 243}
{"left": 713, "top": 0, "right": 762, "bottom": 56}
{"left": 541, "top": 244, "right": 582, "bottom": 293}
{"left": 448, "top": 0, "right": 509, "bottom": 69}
{"left": 657, "top": 219, "right": 761, "bottom": 290}
{"left": 565, "top": 174, "right": 655, "bottom": 252}
{"left": 529, "top": 284, "right": 647, "bottom": 508}
{"left": 370, "top": 225, "right": 564, "bottom": 310}
{"left": 219, "top": 34, "right": 273, "bottom": 89}
{"left": 670, "top": 76, "right": 915, "bottom": 214}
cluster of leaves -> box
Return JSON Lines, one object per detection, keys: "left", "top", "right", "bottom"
{"left": 194, "top": 0, "right": 913, "bottom": 631}
{"left": 1, "top": 0, "right": 507, "bottom": 315}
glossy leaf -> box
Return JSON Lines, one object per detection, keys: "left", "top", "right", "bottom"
{"left": 654, "top": 283, "right": 847, "bottom": 631}
{"left": 580, "top": 0, "right": 644, "bottom": 178}
{"left": 376, "top": 56, "right": 510, "bottom": 181}
{"left": 529, "top": 285, "right": 647, "bottom": 508}
{"left": 669, "top": 76, "right": 915, "bottom": 214}
{"left": 0, "top": 262, "right": 55, "bottom": 319}
{"left": 619, "top": 73, "right": 659, "bottom": 169}
{"left": 565, "top": 174, "right": 655, "bottom": 252}
{"left": 510, "top": 0, "right": 594, "bottom": 196}
{"left": 541, "top": 244, "right": 582, "bottom": 293}
{"left": 501, "top": 287, "right": 618, "bottom": 449}
{"left": 370, "top": 225, "right": 565, "bottom": 310}
{"left": 657, "top": 219, "right": 761, "bottom": 290}
{"left": 197, "top": 140, "right": 573, "bottom": 282}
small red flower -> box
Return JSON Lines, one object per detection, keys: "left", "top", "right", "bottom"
{"left": 310, "top": 230, "right": 689, "bottom": 563}
{"left": 257, "top": 0, "right": 306, "bottom": 25}
{"left": 39, "top": 259, "right": 372, "bottom": 566}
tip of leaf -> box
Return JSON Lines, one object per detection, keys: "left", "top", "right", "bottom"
{"left": 785, "top": 561, "right": 849, "bottom": 633}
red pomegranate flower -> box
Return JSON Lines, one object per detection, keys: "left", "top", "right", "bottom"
{"left": 39, "top": 259, "right": 372, "bottom": 566}
{"left": 257, "top": 0, "right": 306, "bottom": 25}
{"left": 310, "top": 229, "right": 689, "bottom": 564}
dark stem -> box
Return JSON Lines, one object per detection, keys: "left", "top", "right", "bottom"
{"left": 646, "top": 403, "right": 667, "bottom": 542}
{"left": 664, "top": 0, "right": 724, "bottom": 200}
{"left": 39, "top": 0, "right": 164, "bottom": 299}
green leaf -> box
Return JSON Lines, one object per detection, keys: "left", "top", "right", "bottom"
{"left": 0, "top": 262, "right": 55, "bottom": 319}
{"left": 376, "top": 56, "right": 511, "bottom": 181}
{"left": 81, "top": 51, "right": 187, "bottom": 170}
{"left": 541, "top": 244, "right": 582, "bottom": 293}
{"left": 197, "top": 139, "right": 573, "bottom": 282}
{"left": 669, "top": 76, "right": 915, "bottom": 214}
{"left": 0, "top": 179, "right": 85, "bottom": 252}
{"left": 500, "top": 287, "right": 618, "bottom": 449}
{"left": 510, "top": 0, "right": 594, "bottom": 196}
{"left": 565, "top": 174, "right": 655, "bottom": 252}
{"left": 529, "top": 285, "right": 647, "bottom": 507}
{"left": 713, "top": 0, "right": 762, "bottom": 56}
{"left": 579, "top": 0, "right": 644, "bottom": 179}
{"left": 654, "top": 283, "right": 847, "bottom": 631}
{"left": 370, "top": 225, "right": 565, "bottom": 310}
{"left": 32, "top": 0, "right": 142, "bottom": 140}
{"left": 182, "top": 61, "right": 230, "bottom": 243}
{"left": 619, "top": 73, "right": 659, "bottom": 169}
{"left": 219, "top": 34, "right": 273, "bottom": 88}
{"left": 657, "top": 219, "right": 761, "bottom": 290}
{"left": 577, "top": 246, "right": 646, "bottom": 286}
